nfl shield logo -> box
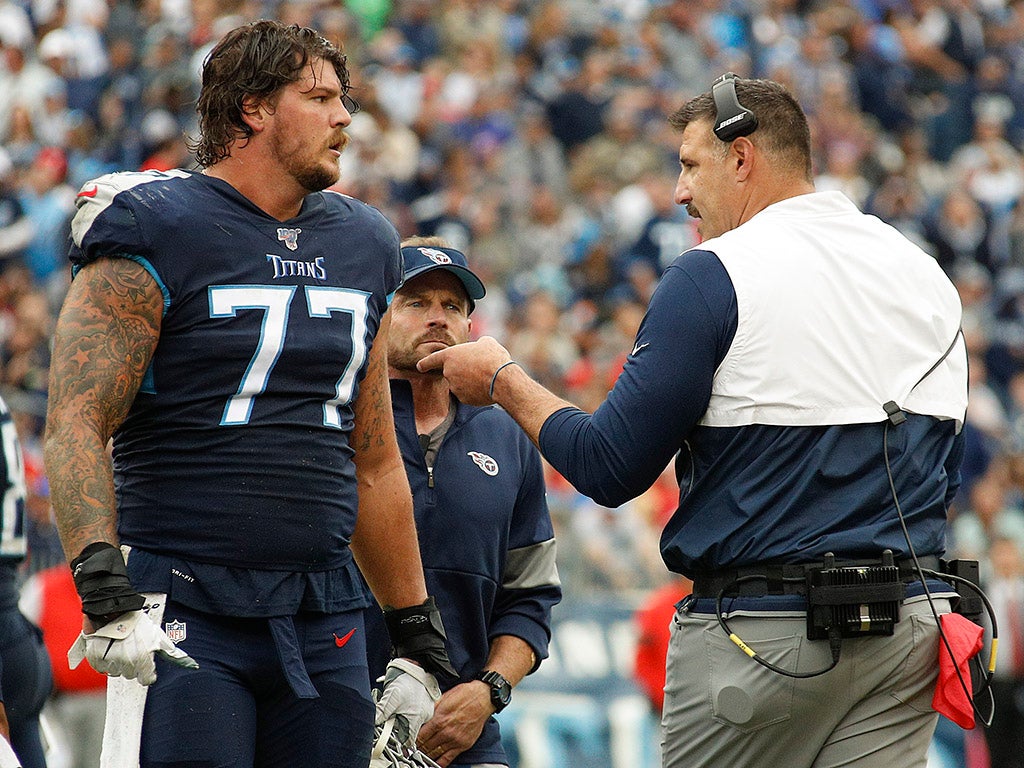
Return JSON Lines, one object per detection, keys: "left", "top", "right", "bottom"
{"left": 277, "top": 227, "right": 301, "bottom": 251}
{"left": 164, "top": 620, "right": 187, "bottom": 644}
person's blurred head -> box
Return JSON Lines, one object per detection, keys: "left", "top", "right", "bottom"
{"left": 27, "top": 147, "right": 68, "bottom": 190}
{"left": 969, "top": 472, "right": 1008, "bottom": 524}
{"left": 0, "top": 19, "right": 31, "bottom": 73}
{"left": 989, "top": 537, "right": 1024, "bottom": 580}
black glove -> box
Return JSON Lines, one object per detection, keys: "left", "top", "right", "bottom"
{"left": 70, "top": 542, "right": 145, "bottom": 624}
{"left": 383, "top": 596, "right": 458, "bottom": 683}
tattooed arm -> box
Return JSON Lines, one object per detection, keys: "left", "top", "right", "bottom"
{"left": 43, "top": 257, "right": 163, "bottom": 564}
{"left": 349, "top": 310, "right": 428, "bottom": 610}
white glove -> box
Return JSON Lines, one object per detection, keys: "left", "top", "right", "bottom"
{"left": 374, "top": 658, "right": 441, "bottom": 748}
{"left": 67, "top": 610, "right": 199, "bottom": 686}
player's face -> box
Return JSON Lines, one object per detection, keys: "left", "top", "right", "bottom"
{"left": 674, "top": 120, "right": 735, "bottom": 240}
{"left": 266, "top": 57, "right": 351, "bottom": 192}
{"left": 388, "top": 271, "right": 472, "bottom": 375}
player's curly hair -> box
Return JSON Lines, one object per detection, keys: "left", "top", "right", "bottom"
{"left": 189, "top": 20, "right": 352, "bottom": 168}
{"left": 669, "top": 78, "right": 812, "bottom": 181}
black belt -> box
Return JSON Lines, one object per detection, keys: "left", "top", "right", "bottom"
{"left": 691, "top": 555, "right": 941, "bottom": 598}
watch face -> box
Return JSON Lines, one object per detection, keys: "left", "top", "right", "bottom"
{"left": 495, "top": 682, "right": 512, "bottom": 705}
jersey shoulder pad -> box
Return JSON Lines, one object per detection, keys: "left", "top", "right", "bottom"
{"left": 323, "top": 189, "right": 397, "bottom": 232}
{"left": 323, "top": 190, "right": 402, "bottom": 291}
{"left": 70, "top": 170, "right": 192, "bottom": 265}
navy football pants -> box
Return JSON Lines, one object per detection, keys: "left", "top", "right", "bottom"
{"left": 0, "top": 608, "right": 53, "bottom": 768}
{"left": 139, "top": 602, "right": 374, "bottom": 768}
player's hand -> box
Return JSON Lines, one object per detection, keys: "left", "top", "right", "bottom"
{"left": 375, "top": 658, "right": 441, "bottom": 748}
{"left": 67, "top": 609, "right": 199, "bottom": 686}
{"left": 416, "top": 681, "right": 492, "bottom": 767}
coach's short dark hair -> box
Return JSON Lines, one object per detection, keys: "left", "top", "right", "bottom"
{"left": 189, "top": 20, "right": 350, "bottom": 167}
{"left": 669, "top": 78, "right": 812, "bottom": 180}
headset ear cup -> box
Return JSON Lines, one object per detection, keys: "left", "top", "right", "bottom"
{"left": 712, "top": 72, "right": 758, "bottom": 141}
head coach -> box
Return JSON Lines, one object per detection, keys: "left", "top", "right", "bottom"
{"left": 417, "top": 75, "right": 971, "bottom": 768}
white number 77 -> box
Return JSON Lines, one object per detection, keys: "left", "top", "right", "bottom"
{"left": 209, "top": 285, "right": 370, "bottom": 428}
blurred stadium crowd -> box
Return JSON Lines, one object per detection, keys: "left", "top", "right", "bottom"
{"left": 2, "top": 0, "right": 1024, "bottom": 765}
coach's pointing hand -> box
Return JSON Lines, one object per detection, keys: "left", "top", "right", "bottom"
{"left": 417, "top": 337, "right": 516, "bottom": 406}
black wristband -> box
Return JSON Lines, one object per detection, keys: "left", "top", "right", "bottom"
{"left": 383, "top": 596, "right": 458, "bottom": 682}
{"left": 70, "top": 542, "right": 145, "bottom": 623}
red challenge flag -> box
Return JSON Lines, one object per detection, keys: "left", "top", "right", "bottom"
{"left": 931, "top": 612, "right": 985, "bottom": 729}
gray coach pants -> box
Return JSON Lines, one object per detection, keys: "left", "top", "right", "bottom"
{"left": 662, "top": 596, "right": 949, "bottom": 768}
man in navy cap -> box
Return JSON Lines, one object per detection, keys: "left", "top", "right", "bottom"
{"left": 365, "top": 237, "right": 561, "bottom": 768}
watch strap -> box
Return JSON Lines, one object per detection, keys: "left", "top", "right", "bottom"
{"left": 477, "top": 669, "right": 511, "bottom": 712}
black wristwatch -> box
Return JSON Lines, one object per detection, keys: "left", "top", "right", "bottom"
{"left": 477, "top": 669, "right": 512, "bottom": 713}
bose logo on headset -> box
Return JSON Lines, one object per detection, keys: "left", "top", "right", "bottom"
{"left": 717, "top": 113, "right": 747, "bottom": 130}
{"left": 712, "top": 72, "right": 758, "bottom": 142}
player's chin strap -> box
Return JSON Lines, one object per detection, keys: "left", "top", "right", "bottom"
{"left": 370, "top": 718, "right": 442, "bottom": 768}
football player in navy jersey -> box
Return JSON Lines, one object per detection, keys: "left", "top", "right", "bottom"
{"left": 0, "top": 397, "right": 52, "bottom": 768}
{"left": 420, "top": 77, "right": 968, "bottom": 768}
{"left": 364, "top": 238, "right": 561, "bottom": 768}
{"left": 44, "top": 20, "right": 453, "bottom": 768}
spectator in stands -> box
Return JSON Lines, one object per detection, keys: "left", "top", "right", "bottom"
{"left": 545, "top": 50, "right": 613, "bottom": 152}
{"left": 0, "top": 20, "right": 61, "bottom": 143}
{"left": 15, "top": 147, "right": 73, "bottom": 306}
{"left": 925, "top": 188, "right": 995, "bottom": 275}
{"left": 979, "top": 536, "right": 1024, "bottom": 768}
{"left": 950, "top": 467, "right": 1024, "bottom": 570}
{"left": 0, "top": 147, "right": 32, "bottom": 264}
{"left": 506, "top": 290, "right": 578, "bottom": 396}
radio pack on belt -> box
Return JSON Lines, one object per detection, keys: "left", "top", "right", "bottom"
{"left": 806, "top": 551, "right": 905, "bottom": 641}
{"left": 940, "top": 558, "right": 983, "bottom": 622}
{"left": 707, "top": 548, "right": 992, "bottom": 684}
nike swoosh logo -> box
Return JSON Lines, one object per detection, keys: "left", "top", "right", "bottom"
{"left": 631, "top": 342, "right": 650, "bottom": 356}
{"left": 333, "top": 628, "right": 356, "bottom": 648}
{"left": 77, "top": 185, "right": 98, "bottom": 198}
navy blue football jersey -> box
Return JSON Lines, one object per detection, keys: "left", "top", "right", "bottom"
{"left": 70, "top": 170, "right": 403, "bottom": 571}
{"left": 0, "top": 396, "right": 27, "bottom": 610}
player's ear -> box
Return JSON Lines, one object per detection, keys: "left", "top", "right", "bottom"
{"left": 240, "top": 96, "right": 268, "bottom": 132}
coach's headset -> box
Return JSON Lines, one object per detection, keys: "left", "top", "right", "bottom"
{"left": 712, "top": 72, "right": 758, "bottom": 141}
{"left": 708, "top": 72, "right": 998, "bottom": 724}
